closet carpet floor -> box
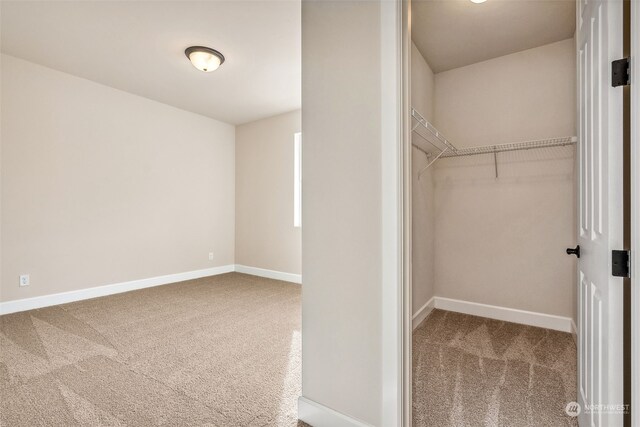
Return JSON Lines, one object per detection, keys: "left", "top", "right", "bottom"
{"left": 413, "top": 309, "right": 577, "bottom": 427}
{"left": 0, "top": 273, "right": 307, "bottom": 427}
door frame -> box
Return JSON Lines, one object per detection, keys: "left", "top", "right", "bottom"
{"left": 398, "top": 1, "right": 639, "bottom": 425}
{"left": 400, "top": 0, "right": 412, "bottom": 425}
{"left": 381, "top": 0, "right": 411, "bottom": 425}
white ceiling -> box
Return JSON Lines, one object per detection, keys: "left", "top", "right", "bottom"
{"left": 412, "top": 0, "right": 576, "bottom": 73}
{"left": 1, "top": 1, "right": 301, "bottom": 125}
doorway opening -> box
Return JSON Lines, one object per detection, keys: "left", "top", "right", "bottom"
{"left": 406, "top": 0, "right": 629, "bottom": 425}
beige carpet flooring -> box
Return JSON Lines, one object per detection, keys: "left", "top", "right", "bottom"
{"left": 0, "top": 273, "right": 304, "bottom": 427}
{"left": 413, "top": 309, "right": 578, "bottom": 427}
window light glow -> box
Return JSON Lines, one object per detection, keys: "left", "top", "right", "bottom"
{"left": 294, "top": 133, "right": 302, "bottom": 228}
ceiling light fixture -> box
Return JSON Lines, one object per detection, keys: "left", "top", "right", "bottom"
{"left": 185, "top": 46, "right": 225, "bottom": 72}
{"left": 470, "top": 0, "right": 487, "bottom": 3}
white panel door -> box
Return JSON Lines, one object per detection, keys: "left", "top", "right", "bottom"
{"left": 576, "top": 0, "right": 624, "bottom": 425}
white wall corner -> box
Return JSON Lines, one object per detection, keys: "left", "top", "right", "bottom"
{"left": 0, "top": 265, "right": 235, "bottom": 315}
{"left": 234, "top": 264, "right": 301, "bottom": 284}
{"left": 297, "top": 397, "right": 374, "bottom": 427}
{"left": 433, "top": 296, "right": 574, "bottom": 333}
{"left": 412, "top": 297, "right": 435, "bottom": 330}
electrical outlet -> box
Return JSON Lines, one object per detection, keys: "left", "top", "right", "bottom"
{"left": 19, "top": 274, "right": 30, "bottom": 287}
{"left": 208, "top": 252, "right": 214, "bottom": 261}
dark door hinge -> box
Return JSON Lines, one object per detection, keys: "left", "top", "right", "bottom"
{"left": 612, "top": 250, "right": 631, "bottom": 278}
{"left": 612, "top": 58, "right": 630, "bottom": 87}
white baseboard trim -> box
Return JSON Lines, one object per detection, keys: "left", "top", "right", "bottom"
{"left": 0, "top": 265, "right": 235, "bottom": 315}
{"left": 297, "top": 397, "right": 373, "bottom": 427}
{"left": 571, "top": 319, "right": 578, "bottom": 342}
{"left": 433, "top": 296, "right": 574, "bottom": 333}
{"left": 412, "top": 296, "right": 435, "bottom": 330}
{"left": 234, "top": 264, "right": 301, "bottom": 284}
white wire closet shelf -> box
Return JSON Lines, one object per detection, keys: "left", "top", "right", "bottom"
{"left": 439, "top": 136, "right": 578, "bottom": 158}
{"left": 411, "top": 107, "right": 578, "bottom": 178}
{"left": 411, "top": 108, "right": 457, "bottom": 157}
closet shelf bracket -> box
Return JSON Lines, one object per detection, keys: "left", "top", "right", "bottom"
{"left": 411, "top": 107, "right": 458, "bottom": 178}
{"left": 418, "top": 147, "right": 448, "bottom": 179}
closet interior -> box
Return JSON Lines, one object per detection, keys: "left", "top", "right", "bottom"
{"left": 410, "top": 1, "right": 580, "bottom": 425}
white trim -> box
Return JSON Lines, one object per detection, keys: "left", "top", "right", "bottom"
{"left": 380, "top": 0, "right": 404, "bottom": 425}
{"left": 400, "top": 0, "right": 412, "bottom": 424}
{"left": 0, "top": 264, "right": 301, "bottom": 316}
{"left": 0, "top": 265, "right": 235, "bottom": 315}
{"left": 433, "top": 296, "right": 574, "bottom": 333}
{"left": 412, "top": 297, "right": 435, "bottom": 330}
{"left": 297, "top": 397, "right": 374, "bottom": 427}
{"left": 233, "top": 265, "right": 301, "bottom": 284}
{"left": 571, "top": 319, "right": 578, "bottom": 343}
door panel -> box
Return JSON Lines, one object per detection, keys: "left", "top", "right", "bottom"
{"left": 577, "top": 0, "right": 624, "bottom": 425}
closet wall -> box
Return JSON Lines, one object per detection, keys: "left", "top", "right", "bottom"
{"left": 411, "top": 42, "right": 436, "bottom": 317}
{"left": 412, "top": 38, "right": 577, "bottom": 324}
{"left": 432, "top": 39, "right": 577, "bottom": 320}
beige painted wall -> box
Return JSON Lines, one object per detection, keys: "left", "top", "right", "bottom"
{"left": 301, "top": 0, "right": 393, "bottom": 423}
{"left": 435, "top": 39, "right": 576, "bottom": 147}
{"left": 411, "top": 42, "right": 435, "bottom": 121}
{"left": 1, "top": 54, "right": 235, "bottom": 302}
{"left": 235, "top": 110, "right": 301, "bottom": 274}
{"left": 432, "top": 39, "right": 577, "bottom": 319}
{"left": 411, "top": 42, "right": 436, "bottom": 316}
